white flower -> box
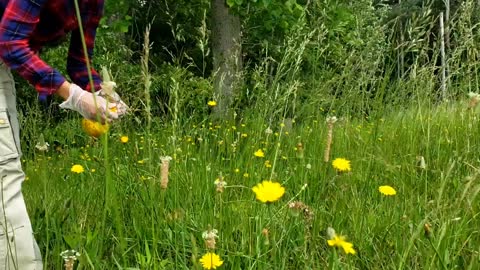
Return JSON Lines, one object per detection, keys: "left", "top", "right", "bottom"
{"left": 214, "top": 178, "right": 227, "bottom": 192}
{"left": 265, "top": 127, "right": 273, "bottom": 135}
{"left": 35, "top": 141, "right": 49, "bottom": 152}
{"left": 416, "top": 156, "right": 426, "bottom": 170}
{"left": 35, "top": 133, "right": 49, "bottom": 152}
{"left": 326, "top": 227, "right": 336, "bottom": 239}
{"left": 214, "top": 179, "right": 227, "bottom": 186}
{"left": 468, "top": 92, "right": 480, "bottom": 99}
{"left": 326, "top": 116, "right": 338, "bottom": 124}
{"left": 160, "top": 156, "right": 172, "bottom": 162}
{"left": 60, "top": 250, "right": 80, "bottom": 261}
{"left": 202, "top": 229, "right": 219, "bottom": 240}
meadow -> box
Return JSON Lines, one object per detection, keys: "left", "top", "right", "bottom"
{"left": 12, "top": 1, "right": 480, "bottom": 268}
{"left": 21, "top": 99, "right": 480, "bottom": 269}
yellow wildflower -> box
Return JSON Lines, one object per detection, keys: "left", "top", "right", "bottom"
{"left": 264, "top": 160, "right": 272, "bottom": 168}
{"left": 207, "top": 100, "right": 217, "bottom": 107}
{"left": 199, "top": 252, "right": 223, "bottom": 269}
{"left": 328, "top": 235, "right": 356, "bottom": 255}
{"left": 120, "top": 136, "right": 129, "bottom": 143}
{"left": 71, "top": 164, "right": 85, "bottom": 174}
{"left": 332, "top": 158, "right": 351, "bottom": 172}
{"left": 81, "top": 119, "right": 109, "bottom": 138}
{"left": 254, "top": 149, "right": 265, "bottom": 158}
{"left": 252, "top": 180, "right": 285, "bottom": 203}
{"left": 379, "top": 185, "right": 396, "bottom": 196}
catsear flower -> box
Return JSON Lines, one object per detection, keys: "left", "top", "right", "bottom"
{"left": 252, "top": 180, "right": 285, "bottom": 203}
{"left": 199, "top": 252, "right": 223, "bottom": 269}
{"left": 332, "top": 158, "right": 351, "bottom": 172}
{"left": 120, "top": 136, "right": 129, "bottom": 143}
{"left": 71, "top": 164, "right": 85, "bottom": 174}
{"left": 81, "top": 119, "right": 109, "bottom": 138}
{"left": 379, "top": 185, "right": 396, "bottom": 196}
{"left": 327, "top": 228, "right": 356, "bottom": 255}
{"left": 254, "top": 149, "right": 265, "bottom": 158}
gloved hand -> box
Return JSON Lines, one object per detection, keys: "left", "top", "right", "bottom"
{"left": 59, "top": 83, "right": 118, "bottom": 123}
{"left": 96, "top": 81, "right": 128, "bottom": 116}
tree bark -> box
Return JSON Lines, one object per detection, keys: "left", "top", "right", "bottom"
{"left": 210, "top": 0, "right": 242, "bottom": 119}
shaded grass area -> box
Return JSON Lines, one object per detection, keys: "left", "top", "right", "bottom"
{"left": 22, "top": 101, "right": 480, "bottom": 269}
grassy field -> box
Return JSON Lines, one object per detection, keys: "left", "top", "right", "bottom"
{"left": 21, "top": 100, "right": 480, "bottom": 269}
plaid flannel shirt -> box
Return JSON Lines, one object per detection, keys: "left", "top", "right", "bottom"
{"left": 0, "top": 0, "right": 104, "bottom": 96}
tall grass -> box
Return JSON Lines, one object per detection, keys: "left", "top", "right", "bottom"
{"left": 22, "top": 95, "right": 480, "bottom": 269}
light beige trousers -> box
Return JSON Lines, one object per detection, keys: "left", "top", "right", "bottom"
{"left": 0, "top": 62, "right": 42, "bottom": 269}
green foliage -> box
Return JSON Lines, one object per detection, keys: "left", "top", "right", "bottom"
{"left": 22, "top": 101, "right": 480, "bottom": 268}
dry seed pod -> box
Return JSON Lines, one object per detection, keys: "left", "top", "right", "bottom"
{"left": 160, "top": 156, "right": 172, "bottom": 189}
{"left": 324, "top": 116, "right": 337, "bottom": 162}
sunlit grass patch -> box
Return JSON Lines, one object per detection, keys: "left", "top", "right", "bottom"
{"left": 20, "top": 102, "right": 480, "bottom": 269}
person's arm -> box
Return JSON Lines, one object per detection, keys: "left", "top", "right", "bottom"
{"left": 0, "top": 0, "right": 67, "bottom": 97}
{"left": 67, "top": 0, "right": 104, "bottom": 92}
{"left": 57, "top": 81, "right": 71, "bottom": 100}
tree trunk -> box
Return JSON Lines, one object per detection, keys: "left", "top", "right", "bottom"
{"left": 210, "top": 0, "right": 242, "bottom": 119}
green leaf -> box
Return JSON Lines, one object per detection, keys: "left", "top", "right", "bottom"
{"left": 226, "top": 0, "right": 235, "bottom": 7}
{"left": 120, "top": 24, "right": 129, "bottom": 33}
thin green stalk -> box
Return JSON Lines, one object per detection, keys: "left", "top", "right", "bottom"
{"left": 72, "top": 0, "right": 126, "bottom": 264}
{"left": 40, "top": 153, "right": 50, "bottom": 267}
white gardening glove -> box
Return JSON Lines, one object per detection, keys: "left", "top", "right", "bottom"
{"left": 96, "top": 81, "right": 128, "bottom": 116}
{"left": 59, "top": 83, "right": 118, "bottom": 123}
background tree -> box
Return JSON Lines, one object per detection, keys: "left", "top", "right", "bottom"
{"left": 211, "top": 0, "right": 242, "bottom": 119}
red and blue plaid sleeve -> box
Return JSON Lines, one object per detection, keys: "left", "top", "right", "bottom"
{"left": 0, "top": 0, "right": 66, "bottom": 95}
{"left": 67, "top": 0, "right": 104, "bottom": 91}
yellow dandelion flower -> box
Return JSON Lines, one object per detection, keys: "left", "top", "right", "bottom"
{"left": 332, "top": 158, "right": 351, "bottom": 172}
{"left": 81, "top": 119, "right": 109, "bottom": 138}
{"left": 241, "top": 133, "right": 248, "bottom": 138}
{"left": 199, "top": 252, "right": 223, "bottom": 269}
{"left": 71, "top": 164, "right": 85, "bottom": 174}
{"left": 328, "top": 235, "right": 356, "bottom": 255}
{"left": 207, "top": 100, "right": 217, "bottom": 107}
{"left": 234, "top": 168, "right": 240, "bottom": 173}
{"left": 264, "top": 160, "right": 272, "bottom": 168}
{"left": 252, "top": 180, "right": 285, "bottom": 203}
{"left": 120, "top": 136, "right": 129, "bottom": 143}
{"left": 254, "top": 149, "right": 265, "bottom": 158}
{"left": 379, "top": 185, "right": 396, "bottom": 196}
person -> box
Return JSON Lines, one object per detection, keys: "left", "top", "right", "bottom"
{"left": 0, "top": 0, "right": 127, "bottom": 269}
